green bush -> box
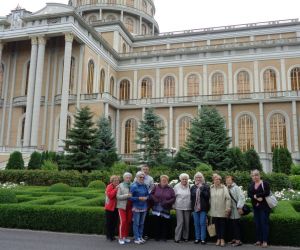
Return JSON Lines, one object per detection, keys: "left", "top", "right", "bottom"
{"left": 195, "top": 163, "right": 213, "bottom": 172}
{"left": 41, "top": 160, "right": 59, "bottom": 171}
{"left": 291, "top": 164, "right": 300, "bottom": 175}
{"left": 244, "top": 148, "right": 262, "bottom": 171}
{"left": 224, "top": 147, "right": 247, "bottom": 171}
{"left": 0, "top": 189, "right": 17, "bottom": 204}
{"left": 290, "top": 175, "right": 300, "bottom": 190}
{"left": 6, "top": 151, "right": 24, "bottom": 170}
{"left": 48, "top": 183, "right": 71, "bottom": 193}
{"left": 88, "top": 180, "right": 106, "bottom": 190}
{"left": 27, "top": 151, "right": 42, "bottom": 170}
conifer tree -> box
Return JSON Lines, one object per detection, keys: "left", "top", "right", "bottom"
{"left": 27, "top": 151, "right": 42, "bottom": 170}
{"left": 244, "top": 148, "right": 263, "bottom": 171}
{"left": 6, "top": 151, "right": 24, "bottom": 170}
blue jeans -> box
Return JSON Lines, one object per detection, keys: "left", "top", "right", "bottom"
{"left": 193, "top": 211, "right": 207, "bottom": 241}
{"left": 253, "top": 207, "right": 270, "bottom": 243}
{"left": 132, "top": 211, "right": 147, "bottom": 240}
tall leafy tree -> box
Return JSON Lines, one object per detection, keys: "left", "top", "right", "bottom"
{"left": 63, "top": 106, "right": 98, "bottom": 172}
{"left": 178, "top": 106, "right": 231, "bottom": 170}
{"left": 93, "top": 116, "right": 119, "bottom": 169}
{"left": 135, "top": 108, "right": 167, "bottom": 166}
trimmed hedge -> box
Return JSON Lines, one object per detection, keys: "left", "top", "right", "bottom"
{"left": 0, "top": 189, "right": 17, "bottom": 204}
{"left": 88, "top": 180, "right": 106, "bottom": 189}
{"left": 48, "top": 183, "right": 71, "bottom": 193}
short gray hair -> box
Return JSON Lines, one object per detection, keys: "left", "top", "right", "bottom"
{"left": 194, "top": 172, "right": 205, "bottom": 182}
{"left": 136, "top": 171, "right": 145, "bottom": 178}
{"left": 123, "top": 172, "right": 132, "bottom": 179}
{"left": 179, "top": 173, "right": 189, "bottom": 180}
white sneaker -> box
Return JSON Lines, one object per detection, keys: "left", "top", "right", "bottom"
{"left": 118, "top": 239, "right": 125, "bottom": 245}
{"left": 124, "top": 238, "right": 131, "bottom": 243}
{"left": 140, "top": 238, "right": 146, "bottom": 243}
{"left": 134, "top": 239, "right": 142, "bottom": 244}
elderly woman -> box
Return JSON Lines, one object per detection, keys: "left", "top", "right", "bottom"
{"left": 226, "top": 175, "right": 246, "bottom": 247}
{"left": 190, "top": 172, "right": 210, "bottom": 245}
{"left": 174, "top": 173, "right": 191, "bottom": 243}
{"left": 117, "top": 172, "right": 133, "bottom": 245}
{"left": 130, "top": 171, "right": 149, "bottom": 244}
{"left": 248, "top": 170, "right": 271, "bottom": 248}
{"left": 105, "top": 175, "right": 120, "bottom": 241}
{"left": 150, "top": 175, "right": 176, "bottom": 241}
{"left": 210, "top": 174, "right": 231, "bottom": 247}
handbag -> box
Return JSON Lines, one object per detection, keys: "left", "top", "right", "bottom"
{"left": 262, "top": 181, "right": 278, "bottom": 209}
{"left": 229, "top": 190, "right": 252, "bottom": 216}
{"left": 207, "top": 217, "right": 216, "bottom": 237}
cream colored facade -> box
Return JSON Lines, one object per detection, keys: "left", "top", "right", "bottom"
{"left": 0, "top": 1, "right": 300, "bottom": 171}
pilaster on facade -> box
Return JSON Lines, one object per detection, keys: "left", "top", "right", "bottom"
{"left": 259, "top": 102, "right": 265, "bottom": 153}
{"left": 58, "top": 33, "right": 74, "bottom": 148}
{"left": 76, "top": 45, "right": 85, "bottom": 109}
{"left": 133, "top": 70, "right": 138, "bottom": 99}
{"left": 227, "top": 63, "right": 232, "bottom": 94}
{"left": 228, "top": 104, "right": 232, "bottom": 147}
{"left": 104, "top": 102, "right": 109, "bottom": 118}
{"left": 179, "top": 66, "right": 183, "bottom": 96}
{"left": 155, "top": 68, "right": 160, "bottom": 98}
{"left": 203, "top": 64, "right": 208, "bottom": 96}
{"left": 23, "top": 37, "right": 38, "bottom": 147}
{"left": 169, "top": 106, "right": 173, "bottom": 149}
{"left": 254, "top": 61, "right": 260, "bottom": 93}
{"left": 292, "top": 101, "right": 299, "bottom": 152}
{"left": 31, "top": 36, "right": 47, "bottom": 147}
{"left": 116, "top": 109, "right": 120, "bottom": 153}
{"left": 280, "top": 58, "right": 287, "bottom": 91}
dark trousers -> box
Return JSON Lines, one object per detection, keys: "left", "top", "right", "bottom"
{"left": 105, "top": 209, "right": 118, "bottom": 240}
{"left": 152, "top": 215, "right": 170, "bottom": 240}
{"left": 253, "top": 207, "right": 270, "bottom": 243}
{"left": 229, "top": 219, "right": 241, "bottom": 241}
{"left": 213, "top": 217, "right": 226, "bottom": 240}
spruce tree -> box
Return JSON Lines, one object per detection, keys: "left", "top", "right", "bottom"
{"left": 93, "top": 116, "right": 119, "bottom": 169}
{"left": 179, "top": 106, "right": 231, "bottom": 170}
{"left": 278, "top": 148, "right": 293, "bottom": 175}
{"left": 6, "top": 151, "right": 25, "bottom": 170}
{"left": 272, "top": 147, "right": 280, "bottom": 172}
{"left": 224, "top": 147, "right": 248, "bottom": 171}
{"left": 135, "top": 108, "right": 167, "bottom": 166}
{"left": 63, "top": 106, "right": 98, "bottom": 172}
{"left": 27, "top": 151, "right": 42, "bottom": 170}
{"left": 244, "top": 148, "right": 263, "bottom": 171}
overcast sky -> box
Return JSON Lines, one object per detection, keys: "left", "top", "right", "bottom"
{"left": 0, "top": 0, "right": 299, "bottom": 32}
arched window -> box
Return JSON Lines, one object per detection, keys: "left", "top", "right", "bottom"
{"left": 0, "top": 63, "right": 3, "bottom": 97}
{"left": 187, "top": 74, "right": 199, "bottom": 96}
{"left": 270, "top": 113, "right": 287, "bottom": 151}
{"left": 120, "top": 79, "right": 130, "bottom": 100}
{"left": 237, "top": 71, "right": 251, "bottom": 97}
{"left": 24, "top": 61, "right": 30, "bottom": 95}
{"left": 99, "top": 69, "right": 105, "bottom": 94}
{"left": 141, "top": 24, "right": 147, "bottom": 35}
{"left": 125, "top": 18, "right": 134, "bottom": 33}
{"left": 142, "top": 0, "right": 147, "bottom": 13}
{"left": 69, "top": 57, "right": 75, "bottom": 94}
{"left": 124, "top": 118, "right": 137, "bottom": 154}
{"left": 87, "top": 60, "right": 94, "bottom": 94}
{"left": 106, "top": 14, "right": 116, "bottom": 21}
{"left": 164, "top": 76, "right": 175, "bottom": 97}
{"left": 263, "top": 69, "right": 277, "bottom": 93}
{"left": 238, "top": 114, "right": 254, "bottom": 152}
{"left": 141, "top": 78, "right": 152, "bottom": 98}
{"left": 122, "top": 43, "right": 127, "bottom": 53}
{"left": 110, "top": 77, "right": 115, "bottom": 96}
{"left": 211, "top": 72, "right": 224, "bottom": 99}
{"left": 126, "top": 0, "right": 134, "bottom": 7}
{"left": 179, "top": 116, "right": 192, "bottom": 148}
{"left": 291, "top": 67, "right": 300, "bottom": 91}
{"left": 88, "top": 15, "right": 97, "bottom": 23}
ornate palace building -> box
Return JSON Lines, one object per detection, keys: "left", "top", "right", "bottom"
{"left": 0, "top": 0, "right": 299, "bottom": 171}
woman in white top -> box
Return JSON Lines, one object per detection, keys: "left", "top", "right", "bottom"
{"left": 173, "top": 173, "right": 191, "bottom": 243}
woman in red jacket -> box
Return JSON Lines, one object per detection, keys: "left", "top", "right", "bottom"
{"left": 105, "top": 175, "right": 120, "bottom": 241}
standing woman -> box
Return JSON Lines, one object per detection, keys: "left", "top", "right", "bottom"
{"left": 174, "top": 173, "right": 192, "bottom": 243}
{"left": 150, "top": 175, "right": 176, "bottom": 241}
{"left": 210, "top": 174, "right": 231, "bottom": 247}
{"left": 248, "top": 169, "right": 271, "bottom": 248}
{"left": 105, "top": 175, "right": 120, "bottom": 241}
{"left": 190, "top": 172, "right": 210, "bottom": 245}
{"left": 226, "top": 175, "right": 245, "bottom": 247}
{"left": 117, "top": 172, "right": 133, "bottom": 245}
{"left": 130, "top": 171, "right": 149, "bottom": 244}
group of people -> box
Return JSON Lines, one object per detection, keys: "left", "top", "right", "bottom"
{"left": 104, "top": 165, "right": 271, "bottom": 248}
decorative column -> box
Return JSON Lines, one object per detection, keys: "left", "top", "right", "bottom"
{"left": 30, "top": 36, "right": 47, "bottom": 147}
{"left": 292, "top": 101, "right": 299, "bottom": 152}
{"left": 0, "top": 42, "right": 3, "bottom": 68}
{"left": 179, "top": 66, "right": 183, "bottom": 96}
{"left": 280, "top": 59, "right": 287, "bottom": 91}
{"left": 104, "top": 103, "right": 109, "bottom": 118}
{"left": 169, "top": 106, "right": 173, "bottom": 149}
{"left": 23, "top": 37, "right": 38, "bottom": 147}
{"left": 254, "top": 61, "right": 260, "bottom": 93}
{"left": 76, "top": 45, "right": 84, "bottom": 109}
{"left": 259, "top": 102, "right": 265, "bottom": 153}
{"left": 113, "top": 31, "right": 119, "bottom": 51}
{"left": 139, "top": 16, "right": 142, "bottom": 34}
{"left": 203, "top": 65, "right": 208, "bottom": 96}
{"left": 155, "top": 68, "right": 160, "bottom": 97}
{"left": 116, "top": 109, "right": 120, "bottom": 153}
{"left": 133, "top": 70, "right": 138, "bottom": 99}
{"left": 228, "top": 104, "right": 232, "bottom": 147}
{"left": 58, "top": 33, "right": 74, "bottom": 148}
{"left": 227, "top": 63, "right": 232, "bottom": 94}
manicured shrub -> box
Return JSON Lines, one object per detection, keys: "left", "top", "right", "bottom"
{"left": 272, "top": 147, "right": 280, "bottom": 172}
{"left": 0, "top": 189, "right": 17, "bottom": 204}
{"left": 195, "top": 163, "right": 213, "bottom": 172}
{"left": 27, "top": 151, "right": 42, "bottom": 170}
{"left": 291, "top": 164, "right": 300, "bottom": 175}
{"left": 244, "top": 148, "right": 263, "bottom": 171}
{"left": 41, "top": 160, "right": 59, "bottom": 171}
{"left": 289, "top": 175, "right": 300, "bottom": 190}
{"left": 88, "top": 180, "right": 106, "bottom": 190}
{"left": 224, "top": 147, "right": 247, "bottom": 171}
{"left": 48, "top": 183, "right": 71, "bottom": 193}
{"left": 278, "top": 148, "right": 293, "bottom": 175}
{"left": 6, "top": 151, "right": 24, "bottom": 170}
